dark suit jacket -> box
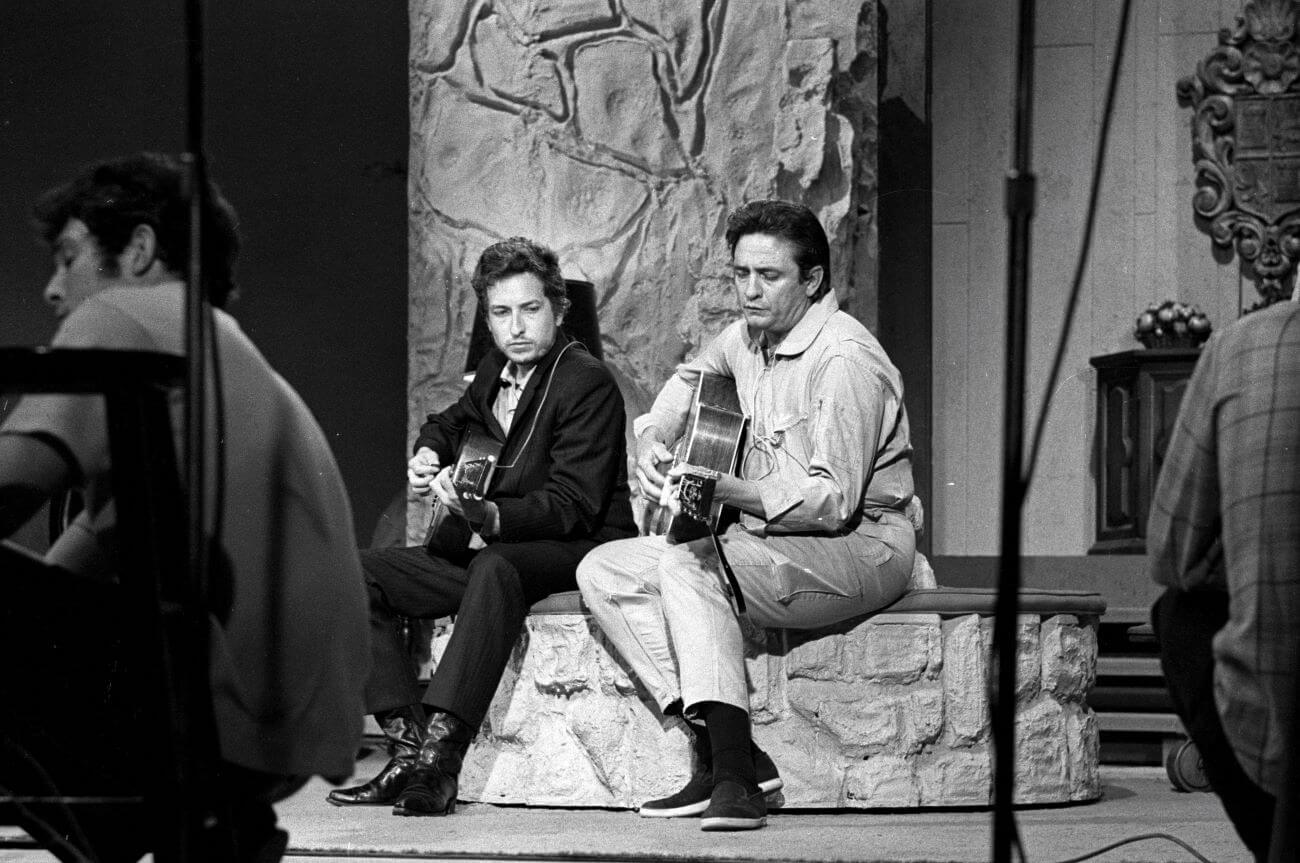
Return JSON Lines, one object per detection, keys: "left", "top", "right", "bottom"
{"left": 415, "top": 333, "right": 636, "bottom": 546}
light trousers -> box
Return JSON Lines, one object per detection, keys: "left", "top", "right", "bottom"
{"left": 576, "top": 512, "right": 915, "bottom": 715}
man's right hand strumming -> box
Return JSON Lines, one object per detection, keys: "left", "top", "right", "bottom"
{"left": 635, "top": 430, "right": 674, "bottom": 503}
{"left": 407, "top": 446, "right": 441, "bottom": 496}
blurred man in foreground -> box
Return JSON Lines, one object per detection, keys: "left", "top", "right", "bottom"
{"left": 0, "top": 152, "right": 370, "bottom": 861}
{"left": 1148, "top": 300, "right": 1300, "bottom": 863}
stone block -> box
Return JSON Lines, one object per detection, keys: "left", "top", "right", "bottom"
{"left": 917, "top": 748, "right": 992, "bottom": 807}
{"left": 497, "top": 0, "right": 617, "bottom": 41}
{"left": 844, "top": 617, "right": 941, "bottom": 685}
{"left": 1012, "top": 696, "right": 1071, "bottom": 802}
{"left": 622, "top": 0, "right": 709, "bottom": 93}
{"left": 411, "top": 2, "right": 471, "bottom": 73}
{"left": 775, "top": 39, "right": 836, "bottom": 188}
{"left": 756, "top": 721, "right": 847, "bottom": 807}
{"left": 980, "top": 614, "right": 1043, "bottom": 700}
{"left": 941, "top": 614, "right": 989, "bottom": 745}
{"left": 574, "top": 38, "right": 686, "bottom": 172}
{"left": 786, "top": 629, "right": 846, "bottom": 681}
{"left": 1041, "top": 614, "right": 1098, "bottom": 703}
{"left": 844, "top": 755, "right": 917, "bottom": 807}
{"left": 443, "top": 603, "right": 1099, "bottom": 809}
{"left": 474, "top": 14, "right": 564, "bottom": 116}
{"left": 1065, "top": 705, "right": 1101, "bottom": 801}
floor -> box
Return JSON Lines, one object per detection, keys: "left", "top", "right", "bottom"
{"left": 0, "top": 753, "right": 1250, "bottom": 862}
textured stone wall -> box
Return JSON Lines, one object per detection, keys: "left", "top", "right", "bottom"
{"left": 445, "top": 608, "right": 1101, "bottom": 808}
{"left": 407, "top": 0, "right": 878, "bottom": 542}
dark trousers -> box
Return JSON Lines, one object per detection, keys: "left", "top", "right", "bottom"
{"left": 1152, "top": 588, "right": 1276, "bottom": 862}
{"left": 0, "top": 542, "right": 301, "bottom": 863}
{"left": 360, "top": 538, "right": 595, "bottom": 729}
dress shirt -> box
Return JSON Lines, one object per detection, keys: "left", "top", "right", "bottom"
{"left": 474, "top": 362, "right": 537, "bottom": 541}
{"left": 494, "top": 362, "right": 536, "bottom": 434}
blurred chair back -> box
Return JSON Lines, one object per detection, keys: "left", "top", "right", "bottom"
{"left": 0, "top": 347, "right": 225, "bottom": 861}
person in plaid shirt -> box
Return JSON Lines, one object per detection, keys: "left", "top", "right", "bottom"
{"left": 1147, "top": 299, "right": 1300, "bottom": 862}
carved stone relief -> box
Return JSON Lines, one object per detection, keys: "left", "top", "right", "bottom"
{"left": 1178, "top": 0, "right": 1300, "bottom": 307}
{"left": 407, "top": 0, "right": 878, "bottom": 542}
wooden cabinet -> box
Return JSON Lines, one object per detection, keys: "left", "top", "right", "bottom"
{"left": 1089, "top": 349, "right": 1200, "bottom": 554}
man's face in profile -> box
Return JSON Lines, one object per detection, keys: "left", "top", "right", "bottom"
{"left": 485, "top": 271, "right": 562, "bottom": 371}
{"left": 44, "top": 219, "right": 119, "bottom": 320}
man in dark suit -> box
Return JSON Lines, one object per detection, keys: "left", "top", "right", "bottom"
{"left": 328, "top": 236, "right": 636, "bottom": 816}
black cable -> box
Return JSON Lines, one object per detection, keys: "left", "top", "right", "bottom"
{"left": 1009, "top": 7, "right": 1225, "bottom": 863}
{"left": 1048, "top": 830, "right": 1213, "bottom": 863}
{"left": 994, "top": 3, "right": 1135, "bottom": 862}
{"left": 1021, "top": 0, "right": 1134, "bottom": 491}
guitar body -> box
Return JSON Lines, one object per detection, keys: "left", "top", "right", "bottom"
{"left": 645, "top": 372, "right": 745, "bottom": 544}
{"left": 423, "top": 428, "right": 503, "bottom": 554}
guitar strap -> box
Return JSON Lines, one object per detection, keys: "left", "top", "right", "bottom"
{"left": 708, "top": 530, "right": 747, "bottom": 615}
{"left": 676, "top": 467, "right": 747, "bottom": 615}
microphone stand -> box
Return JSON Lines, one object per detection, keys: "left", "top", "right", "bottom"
{"left": 183, "top": 0, "right": 207, "bottom": 610}
{"left": 174, "top": 0, "right": 225, "bottom": 857}
{"left": 993, "top": 0, "right": 1037, "bottom": 859}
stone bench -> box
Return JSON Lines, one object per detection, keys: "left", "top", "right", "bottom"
{"left": 419, "top": 585, "right": 1105, "bottom": 810}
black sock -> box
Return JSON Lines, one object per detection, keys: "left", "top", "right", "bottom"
{"left": 683, "top": 717, "right": 711, "bottom": 770}
{"left": 699, "top": 701, "right": 755, "bottom": 786}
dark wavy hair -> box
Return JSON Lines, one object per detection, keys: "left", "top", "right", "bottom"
{"left": 471, "top": 237, "right": 569, "bottom": 318}
{"left": 33, "top": 152, "right": 241, "bottom": 307}
{"left": 724, "top": 200, "right": 831, "bottom": 300}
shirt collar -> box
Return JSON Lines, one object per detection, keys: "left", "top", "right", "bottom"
{"left": 500, "top": 361, "right": 537, "bottom": 390}
{"left": 745, "top": 289, "right": 840, "bottom": 357}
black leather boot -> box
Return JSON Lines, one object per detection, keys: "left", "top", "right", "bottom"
{"left": 392, "top": 710, "right": 474, "bottom": 817}
{"left": 327, "top": 705, "right": 425, "bottom": 806}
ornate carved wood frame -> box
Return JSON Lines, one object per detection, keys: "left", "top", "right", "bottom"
{"left": 1178, "top": 0, "right": 1300, "bottom": 307}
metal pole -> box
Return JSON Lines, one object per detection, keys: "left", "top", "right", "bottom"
{"left": 183, "top": 0, "right": 207, "bottom": 601}
{"left": 993, "top": 0, "right": 1036, "bottom": 859}
{"left": 176, "top": 0, "right": 216, "bottom": 858}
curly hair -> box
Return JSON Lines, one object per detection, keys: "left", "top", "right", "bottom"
{"left": 33, "top": 152, "right": 241, "bottom": 307}
{"left": 471, "top": 237, "right": 569, "bottom": 318}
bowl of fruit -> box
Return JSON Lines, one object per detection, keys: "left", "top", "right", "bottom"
{"left": 1135, "top": 301, "right": 1212, "bottom": 348}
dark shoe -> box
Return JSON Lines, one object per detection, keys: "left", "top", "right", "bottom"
{"left": 639, "top": 737, "right": 782, "bottom": 818}
{"left": 327, "top": 705, "right": 424, "bottom": 806}
{"left": 392, "top": 710, "right": 474, "bottom": 817}
{"left": 700, "top": 779, "right": 767, "bottom": 831}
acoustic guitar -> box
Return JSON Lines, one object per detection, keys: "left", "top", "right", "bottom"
{"left": 642, "top": 371, "right": 746, "bottom": 544}
{"left": 423, "top": 428, "right": 503, "bottom": 553}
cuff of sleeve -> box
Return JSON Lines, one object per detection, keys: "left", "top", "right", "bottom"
{"left": 631, "top": 413, "right": 664, "bottom": 441}
{"left": 756, "top": 480, "right": 802, "bottom": 525}
{"left": 475, "top": 501, "right": 501, "bottom": 538}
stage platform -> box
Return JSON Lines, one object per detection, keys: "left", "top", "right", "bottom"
{"left": 0, "top": 755, "right": 1251, "bottom": 862}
